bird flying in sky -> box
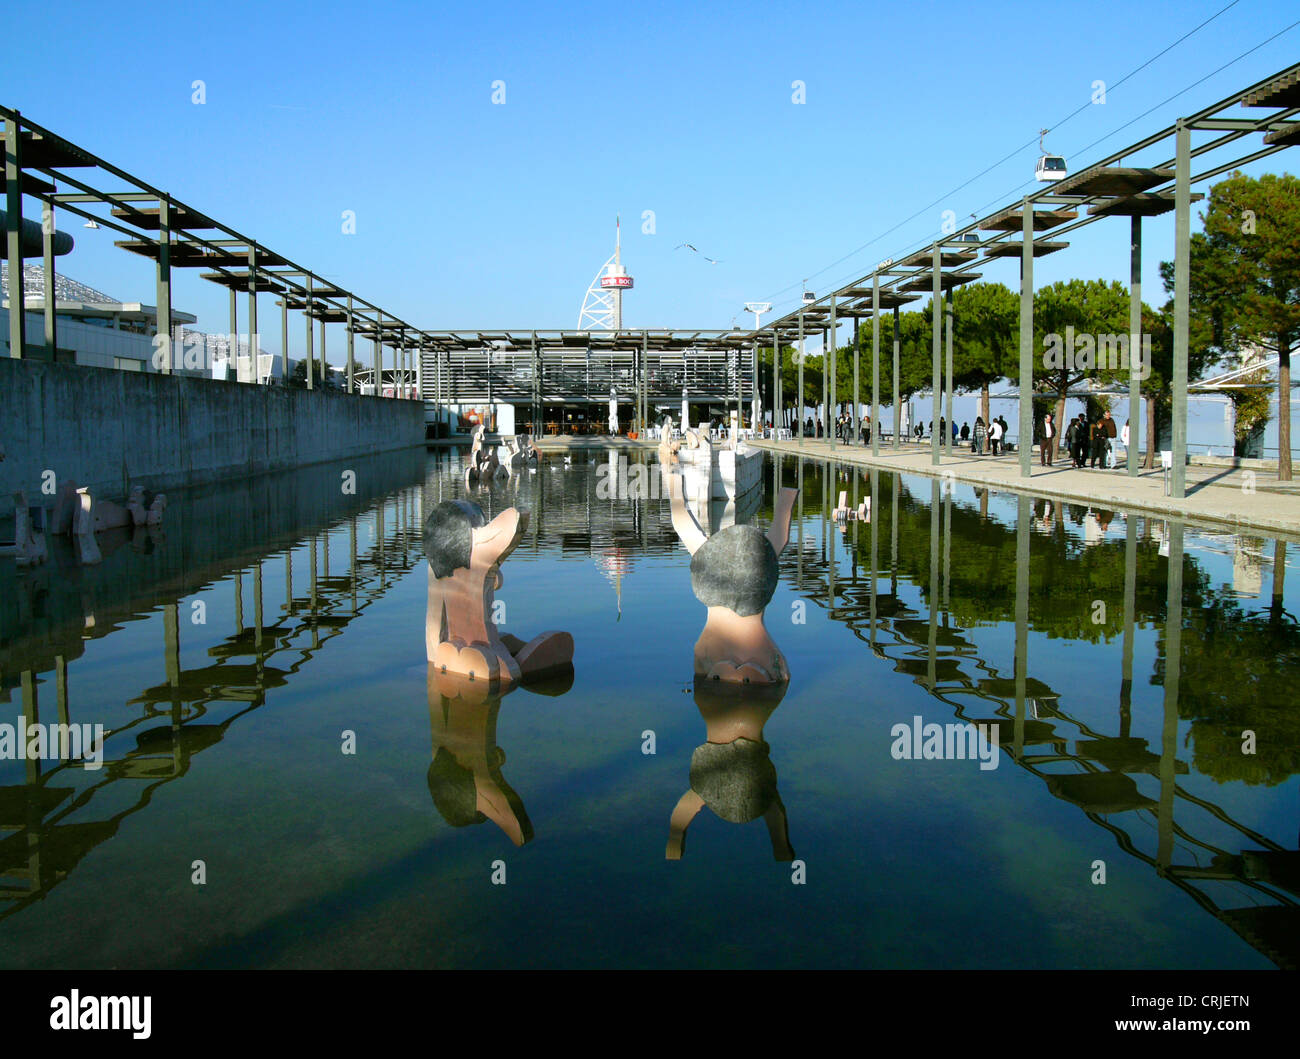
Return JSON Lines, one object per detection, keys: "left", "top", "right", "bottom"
{"left": 673, "top": 243, "right": 722, "bottom": 265}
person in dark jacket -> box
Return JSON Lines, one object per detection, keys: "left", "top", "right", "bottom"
{"left": 1039, "top": 411, "right": 1056, "bottom": 466}
{"left": 1088, "top": 417, "right": 1105, "bottom": 468}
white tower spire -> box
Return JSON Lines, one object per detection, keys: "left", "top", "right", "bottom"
{"left": 578, "top": 218, "right": 634, "bottom": 331}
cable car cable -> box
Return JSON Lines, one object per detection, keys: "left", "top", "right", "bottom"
{"left": 755, "top": 0, "right": 1252, "bottom": 310}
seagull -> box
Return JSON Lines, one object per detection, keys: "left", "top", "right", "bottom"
{"left": 673, "top": 243, "right": 722, "bottom": 265}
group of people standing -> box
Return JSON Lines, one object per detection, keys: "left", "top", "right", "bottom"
{"left": 1061, "top": 411, "right": 1121, "bottom": 469}
{"left": 792, "top": 409, "right": 1126, "bottom": 468}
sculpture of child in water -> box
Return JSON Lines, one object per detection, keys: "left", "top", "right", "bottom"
{"left": 669, "top": 473, "right": 797, "bottom": 685}
{"left": 424, "top": 499, "right": 573, "bottom": 686}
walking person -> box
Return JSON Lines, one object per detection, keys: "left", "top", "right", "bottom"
{"left": 989, "top": 416, "right": 1003, "bottom": 456}
{"left": 972, "top": 416, "right": 987, "bottom": 455}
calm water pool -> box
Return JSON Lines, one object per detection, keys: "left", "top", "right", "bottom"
{"left": 1, "top": 447, "right": 1296, "bottom": 969}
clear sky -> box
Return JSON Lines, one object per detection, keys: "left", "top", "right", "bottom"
{"left": 3, "top": 0, "right": 1297, "bottom": 359}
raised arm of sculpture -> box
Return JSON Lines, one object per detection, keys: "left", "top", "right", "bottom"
{"left": 667, "top": 471, "right": 707, "bottom": 555}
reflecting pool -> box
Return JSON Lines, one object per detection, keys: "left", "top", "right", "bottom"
{"left": 1, "top": 447, "right": 1296, "bottom": 969}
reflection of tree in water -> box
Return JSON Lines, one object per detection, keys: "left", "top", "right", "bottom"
{"left": 1166, "top": 596, "right": 1300, "bottom": 786}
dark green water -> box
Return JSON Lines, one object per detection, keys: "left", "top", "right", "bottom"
{"left": 1, "top": 447, "right": 1296, "bottom": 969}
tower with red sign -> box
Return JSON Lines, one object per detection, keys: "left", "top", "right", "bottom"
{"left": 578, "top": 217, "right": 633, "bottom": 331}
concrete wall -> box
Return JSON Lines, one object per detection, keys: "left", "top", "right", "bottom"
{"left": 0, "top": 356, "right": 424, "bottom": 518}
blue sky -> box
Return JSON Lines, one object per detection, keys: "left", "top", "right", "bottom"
{"left": 3, "top": 0, "right": 1298, "bottom": 356}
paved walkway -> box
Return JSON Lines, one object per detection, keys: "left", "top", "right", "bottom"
{"left": 749, "top": 438, "right": 1300, "bottom": 538}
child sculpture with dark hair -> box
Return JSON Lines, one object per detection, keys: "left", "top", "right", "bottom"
{"left": 669, "top": 474, "right": 797, "bottom": 684}
{"left": 424, "top": 499, "right": 572, "bottom": 686}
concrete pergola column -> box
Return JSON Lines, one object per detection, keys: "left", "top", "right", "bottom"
{"left": 796, "top": 310, "right": 805, "bottom": 445}
{"left": 279, "top": 293, "right": 289, "bottom": 383}
{"left": 931, "top": 243, "right": 942, "bottom": 466}
{"left": 1018, "top": 197, "right": 1035, "bottom": 478}
{"left": 248, "top": 246, "right": 258, "bottom": 384}
{"left": 346, "top": 294, "right": 355, "bottom": 394}
{"left": 1128, "top": 216, "right": 1141, "bottom": 476}
{"left": 1171, "top": 118, "right": 1191, "bottom": 498}
{"left": 871, "top": 273, "right": 880, "bottom": 456}
{"left": 374, "top": 309, "right": 382, "bottom": 395}
{"left": 820, "top": 326, "right": 828, "bottom": 440}
{"left": 892, "top": 305, "right": 901, "bottom": 448}
{"left": 852, "top": 313, "right": 860, "bottom": 444}
{"left": 4, "top": 114, "right": 24, "bottom": 359}
{"left": 228, "top": 286, "right": 237, "bottom": 381}
{"left": 945, "top": 288, "right": 954, "bottom": 456}
{"left": 305, "top": 276, "right": 314, "bottom": 390}
{"left": 157, "top": 196, "right": 172, "bottom": 372}
{"left": 772, "top": 326, "right": 780, "bottom": 435}
{"left": 42, "top": 201, "right": 56, "bottom": 357}
{"left": 828, "top": 293, "right": 837, "bottom": 450}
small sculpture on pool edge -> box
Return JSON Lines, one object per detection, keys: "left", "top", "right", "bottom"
{"left": 666, "top": 677, "right": 793, "bottom": 861}
{"left": 669, "top": 473, "right": 797, "bottom": 684}
{"left": 424, "top": 499, "right": 573, "bottom": 686}
{"left": 465, "top": 423, "right": 506, "bottom": 485}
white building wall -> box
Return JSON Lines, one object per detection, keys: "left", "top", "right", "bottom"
{"left": 1, "top": 306, "right": 155, "bottom": 368}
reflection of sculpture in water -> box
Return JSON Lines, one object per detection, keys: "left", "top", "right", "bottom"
{"left": 667, "top": 677, "right": 793, "bottom": 861}
{"left": 669, "top": 473, "right": 797, "bottom": 684}
{"left": 424, "top": 499, "right": 573, "bottom": 687}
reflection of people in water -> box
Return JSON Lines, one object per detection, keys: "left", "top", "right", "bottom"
{"left": 426, "top": 662, "right": 574, "bottom": 847}
{"left": 667, "top": 677, "right": 793, "bottom": 861}
{"left": 424, "top": 499, "right": 573, "bottom": 687}
{"left": 668, "top": 474, "right": 797, "bottom": 684}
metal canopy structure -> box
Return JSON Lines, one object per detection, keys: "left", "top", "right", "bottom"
{"left": 2, "top": 105, "right": 421, "bottom": 398}
{"left": 739, "top": 61, "right": 1300, "bottom": 494}
{"left": 417, "top": 328, "right": 756, "bottom": 436}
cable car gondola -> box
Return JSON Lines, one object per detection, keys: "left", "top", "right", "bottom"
{"left": 1035, "top": 128, "right": 1067, "bottom": 182}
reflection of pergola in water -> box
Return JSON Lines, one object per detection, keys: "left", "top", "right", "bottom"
{"left": 0, "top": 488, "right": 425, "bottom": 923}
{"left": 774, "top": 453, "right": 1299, "bottom": 969}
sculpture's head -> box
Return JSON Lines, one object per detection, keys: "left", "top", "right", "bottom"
{"left": 423, "top": 499, "right": 486, "bottom": 579}
{"left": 689, "top": 524, "right": 779, "bottom": 616}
